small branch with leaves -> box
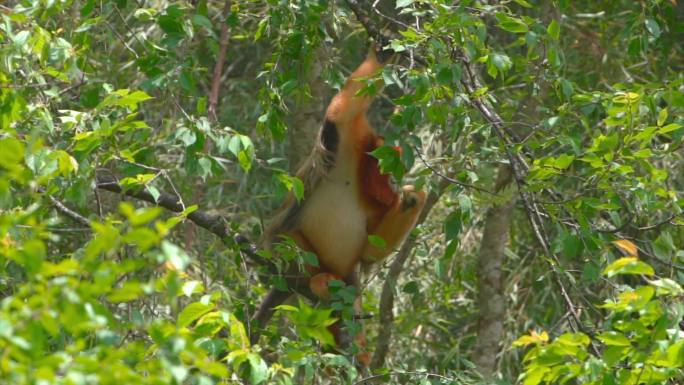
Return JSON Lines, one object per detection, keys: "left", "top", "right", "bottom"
{"left": 94, "top": 173, "right": 269, "bottom": 269}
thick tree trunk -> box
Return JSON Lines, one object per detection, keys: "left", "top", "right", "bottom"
{"left": 473, "top": 164, "right": 516, "bottom": 378}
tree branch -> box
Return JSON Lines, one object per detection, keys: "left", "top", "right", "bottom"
{"left": 48, "top": 195, "right": 90, "bottom": 227}
{"left": 95, "top": 173, "right": 269, "bottom": 268}
{"left": 208, "top": 0, "right": 232, "bottom": 121}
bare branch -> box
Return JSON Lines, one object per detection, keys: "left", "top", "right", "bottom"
{"left": 48, "top": 195, "right": 90, "bottom": 227}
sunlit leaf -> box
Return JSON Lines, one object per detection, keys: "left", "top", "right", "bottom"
{"left": 602, "top": 257, "right": 654, "bottom": 277}
{"left": 547, "top": 20, "right": 560, "bottom": 40}
{"left": 514, "top": 330, "right": 549, "bottom": 347}
{"left": 612, "top": 239, "right": 638, "bottom": 257}
{"left": 178, "top": 302, "right": 215, "bottom": 328}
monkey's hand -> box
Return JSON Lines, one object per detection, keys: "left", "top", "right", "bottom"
{"left": 369, "top": 42, "right": 396, "bottom": 65}
{"left": 399, "top": 185, "right": 426, "bottom": 211}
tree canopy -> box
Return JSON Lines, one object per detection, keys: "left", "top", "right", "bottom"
{"left": 1, "top": 0, "right": 683, "bottom": 384}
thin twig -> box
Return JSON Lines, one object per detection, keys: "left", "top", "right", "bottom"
{"left": 16, "top": 225, "right": 90, "bottom": 232}
{"left": 413, "top": 146, "right": 499, "bottom": 196}
{"left": 638, "top": 213, "right": 683, "bottom": 231}
{"left": 94, "top": 187, "right": 103, "bottom": 218}
{"left": 104, "top": 20, "right": 139, "bottom": 59}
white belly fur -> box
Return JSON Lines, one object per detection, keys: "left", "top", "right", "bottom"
{"left": 298, "top": 163, "right": 367, "bottom": 277}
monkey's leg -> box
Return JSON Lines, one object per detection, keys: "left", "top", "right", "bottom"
{"left": 325, "top": 50, "right": 384, "bottom": 124}
{"left": 362, "top": 186, "right": 426, "bottom": 263}
{"left": 309, "top": 272, "right": 340, "bottom": 300}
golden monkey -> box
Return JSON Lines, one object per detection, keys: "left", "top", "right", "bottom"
{"left": 253, "top": 46, "right": 426, "bottom": 365}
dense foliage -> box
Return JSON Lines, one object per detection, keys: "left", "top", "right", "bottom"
{"left": 1, "top": 0, "right": 682, "bottom": 384}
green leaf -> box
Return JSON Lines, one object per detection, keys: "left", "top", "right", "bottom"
{"left": 122, "top": 228, "right": 160, "bottom": 251}
{"left": 396, "top": 0, "right": 414, "bottom": 8}
{"left": 301, "top": 251, "right": 319, "bottom": 267}
{"left": 658, "top": 123, "right": 681, "bottom": 134}
{"left": 12, "top": 30, "right": 30, "bottom": 47}
{"left": 291, "top": 176, "right": 304, "bottom": 202}
{"left": 197, "top": 96, "right": 207, "bottom": 115}
{"left": 603, "top": 346, "right": 629, "bottom": 366}
{"left": 444, "top": 212, "right": 462, "bottom": 240}
{"left": 648, "top": 340, "right": 684, "bottom": 367}
{"left": 0, "top": 137, "right": 25, "bottom": 171}
{"left": 553, "top": 154, "right": 575, "bottom": 169}
{"left": 274, "top": 304, "right": 298, "bottom": 312}
{"left": 191, "top": 14, "right": 213, "bottom": 31}
{"left": 648, "top": 278, "right": 684, "bottom": 295}
{"left": 523, "top": 366, "right": 549, "bottom": 385}
{"left": 597, "top": 331, "right": 631, "bottom": 346}
{"left": 371, "top": 145, "right": 405, "bottom": 181}
{"left": 559, "top": 78, "right": 573, "bottom": 98}
{"left": 490, "top": 53, "right": 512, "bottom": 74}
{"left": 108, "top": 89, "right": 153, "bottom": 110}
{"left": 602, "top": 257, "right": 655, "bottom": 277}
{"left": 19, "top": 240, "right": 46, "bottom": 274}
{"left": 198, "top": 157, "right": 213, "bottom": 179}
{"left": 247, "top": 353, "right": 268, "bottom": 384}
{"left": 237, "top": 151, "right": 252, "bottom": 172}
{"left": 178, "top": 302, "right": 215, "bottom": 327}
{"left": 513, "top": 0, "right": 533, "bottom": 8}
{"left": 254, "top": 18, "right": 268, "bottom": 41}
{"left": 277, "top": 174, "right": 304, "bottom": 202}
{"left": 556, "top": 333, "right": 590, "bottom": 347}
{"left": 657, "top": 108, "right": 668, "bottom": 126}
{"left": 75, "top": 17, "right": 103, "bottom": 33}
{"left": 645, "top": 18, "right": 661, "bottom": 38}
{"left": 121, "top": 205, "right": 162, "bottom": 227}
{"left": 547, "top": 20, "right": 560, "bottom": 40}
{"left": 547, "top": 46, "right": 561, "bottom": 68}
{"left": 495, "top": 13, "right": 529, "bottom": 33}
{"left": 182, "top": 281, "right": 204, "bottom": 297}
{"left": 368, "top": 235, "right": 387, "bottom": 249}
{"left": 119, "top": 173, "right": 156, "bottom": 190}
{"left": 108, "top": 281, "right": 144, "bottom": 302}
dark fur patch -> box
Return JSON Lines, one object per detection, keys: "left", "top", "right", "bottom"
{"left": 321, "top": 119, "right": 339, "bottom": 154}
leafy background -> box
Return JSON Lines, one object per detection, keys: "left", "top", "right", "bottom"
{"left": 1, "top": 0, "right": 683, "bottom": 384}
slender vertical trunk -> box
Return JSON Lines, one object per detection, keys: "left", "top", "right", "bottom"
{"left": 287, "top": 47, "right": 329, "bottom": 172}
{"left": 473, "top": 164, "right": 516, "bottom": 378}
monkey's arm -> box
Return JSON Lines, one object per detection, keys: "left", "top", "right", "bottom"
{"left": 361, "top": 186, "right": 426, "bottom": 263}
